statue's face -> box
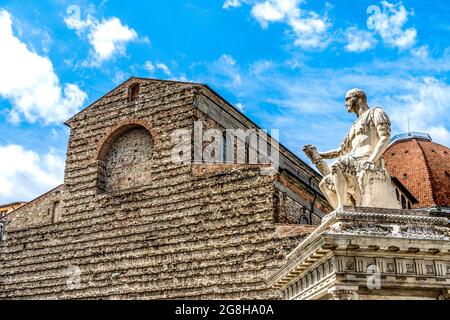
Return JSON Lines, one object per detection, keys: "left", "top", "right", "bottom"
{"left": 345, "top": 94, "right": 359, "bottom": 113}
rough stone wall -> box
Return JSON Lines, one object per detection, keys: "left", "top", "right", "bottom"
{"left": 275, "top": 191, "right": 323, "bottom": 226}
{"left": 102, "top": 127, "right": 154, "bottom": 192}
{"left": 0, "top": 79, "right": 312, "bottom": 300}
{"left": 285, "top": 196, "right": 309, "bottom": 224}
{"left": 0, "top": 203, "right": 27, "bottom": 217}
{"left": 5, "top": 186, "right": 63, "bottom": 231}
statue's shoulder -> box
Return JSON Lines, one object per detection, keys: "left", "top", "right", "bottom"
{"left": 369, "top": 107, "right": 391, "bottom": 126}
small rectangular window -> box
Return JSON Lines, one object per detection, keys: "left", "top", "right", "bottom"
{"left": 128, "top": 83, "right": 140, "bottom": 102}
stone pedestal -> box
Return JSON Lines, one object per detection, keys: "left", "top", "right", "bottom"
{"left": 268, "top": 207, "right": 450, "bottom": 300}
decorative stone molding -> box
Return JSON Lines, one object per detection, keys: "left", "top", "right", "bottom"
{"left": 268, "top": 207, "right": 450, "bottom": 300}
{"left": 329, "top": 288, "right": 360, "bottom": 300}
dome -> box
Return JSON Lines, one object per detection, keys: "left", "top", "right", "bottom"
{"left": 384, "top": 132, "right": 450, "bottom": 209}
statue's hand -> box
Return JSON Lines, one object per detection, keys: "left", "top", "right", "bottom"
{"left": 303, "top": 145, "right": 321, "bottom": 164}
{"left": 361, "top": 160, "right": 375, "bottom": 170}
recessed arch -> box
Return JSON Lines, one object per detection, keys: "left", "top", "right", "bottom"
{"left": 96, "top": 119, "right": 158, "bottom": 161}
{"left": 96, "top": 119, "right": 157, "bottom": 193}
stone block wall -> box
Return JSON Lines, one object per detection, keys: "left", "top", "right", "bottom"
{"left": 101, "top": 126, "right": 154, "bottom": 193}
{"left": 5, "top": 186, "right": 63, "bottom": 231}
{"left": 0, "top": 79, "right": 316, "bottom": 300}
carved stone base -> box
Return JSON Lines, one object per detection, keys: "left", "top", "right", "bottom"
{"left": 268, "top": 207, "right": 450, "bottom": 300}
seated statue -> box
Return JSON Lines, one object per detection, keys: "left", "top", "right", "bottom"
{"left": 304, "top": 88, "right": 401, "bottom": 212}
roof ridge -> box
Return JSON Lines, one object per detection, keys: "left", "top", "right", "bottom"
{"left": 0, "top": 202, "right": 26, "bottom": 208}
{"left": 129, "top": 76, "right": 204, "bottom": 86}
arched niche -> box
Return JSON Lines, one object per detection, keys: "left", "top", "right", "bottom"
{"left": 96, "top": 121, "right": 155, "bottom": 193}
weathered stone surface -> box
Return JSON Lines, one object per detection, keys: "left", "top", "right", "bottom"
{"left": 269, "top": 206, "right": 450, "bottom": 300}
{"left": 0, "top": 78, "right": 329, "bottom": 300}
{"left": 304, "top": 88, "right": 401, "bottom": 211}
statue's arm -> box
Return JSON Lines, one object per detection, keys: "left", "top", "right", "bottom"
{"left": 368, "top": 109, "right": 392, "bottom": 163}
{"left": 368, "top": 125, "right": 390, "bottom": 163}
{"left": 319, "top": 147, "right": 343, "bottom": 160}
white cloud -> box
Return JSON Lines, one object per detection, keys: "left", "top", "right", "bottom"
{"left": 219, "top": 54, "right": 236, "bottom": 66}
{"left": 156, "top": 63, "right": 171, "bottom": 76}
{"left": 236, "top": 102, "right": 245, "bottom": 112}
{"left": 250, "top": 60, "right": 274, "bottom": 75}
{"left": 89, "top": 18, "right": 137, "bottom": 61}
{"left": 144, "top": 61, "right": 156, "bottom": 73}
{"left": 112, "top": 70, "right": 129, "bottom": 84}
{"left": 0, "top": 10, "right": 87, "bottom": 124}
{"left": 64, "top": 7, "right": 138, "bottom": 64}
{"left": 367, "top": 1, "right": 417, "bottom": 49}
{"left": 0, "top": 145, "right": 64, "bottom": 204}
{"left": 251, "top": 0, "right": 294, "bottom": 26}
{"left": 289, "top": 11, "right": 329, "bottom": 48}
{"left": 144, "top": 61, "right": 172, "bottom": 76}
{"left": 229, "top": 0, "right": 330, "bottom": 49}
{"left": 389, "top": 77, "right": 450, "bottom": 146}
{"left": 345, "top": 27, "right": 377, "bottom": 52}
{"left": 223, "top": 0, "right": 243, "bottom": 9}
{"left": 215, "top": 54, "right": 243, "bottom": 87}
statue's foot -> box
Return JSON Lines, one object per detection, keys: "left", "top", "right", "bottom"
{"left": 335, "top": 205, "right": 344, "bottom": 213}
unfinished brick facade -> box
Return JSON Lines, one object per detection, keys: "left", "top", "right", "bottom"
{"left": 0, "top": 78, "right": 330, "bottom": 300}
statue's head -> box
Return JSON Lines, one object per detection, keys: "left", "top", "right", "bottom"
{"left": 345, "top": 88, "right": 368, "bottom": 114}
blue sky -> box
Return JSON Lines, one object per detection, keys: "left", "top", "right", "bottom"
{"left": 0, "top": 0, "right": 449, "bottom": 203}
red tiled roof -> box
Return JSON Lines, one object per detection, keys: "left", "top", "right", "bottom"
{"left": 384, "top": 137, "right": 450, "bottom": 208}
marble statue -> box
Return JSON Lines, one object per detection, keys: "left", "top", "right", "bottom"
{"left": 304, "top": 88, "right": 401, "bottom": 212}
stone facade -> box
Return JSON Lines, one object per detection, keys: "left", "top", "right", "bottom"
{"left": 0, "top": 78, "right": 330, "bottom": 300}
{"left": 3, "top": 187, "right": 63, "bottom": 231}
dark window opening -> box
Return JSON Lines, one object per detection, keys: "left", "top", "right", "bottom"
{"left": 245, "top": 140, "right": 250, "bottom": 164}
{"left": 401, "top": 195, "right": 407, "bottom": 209}
{"left": 273, "top": 192, "right": 280, "bottom": 223}
{"left": 222, "top": 131, "right": 227, "bottom": 163}
{"left": 0, "top": 223, "right": 4, "bottom": 242}
{"left": 128, "top": 83, "right": 140, "bottom": 102}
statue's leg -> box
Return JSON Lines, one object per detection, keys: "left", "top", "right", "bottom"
{"left": 331, "top": 163, "right": 347, "bottom": 212}
{"left": 346, "top": 174, "right": 361, "bottom": 206}
{"left": 319, "top": 176, "right": 339, "bottom": 210}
